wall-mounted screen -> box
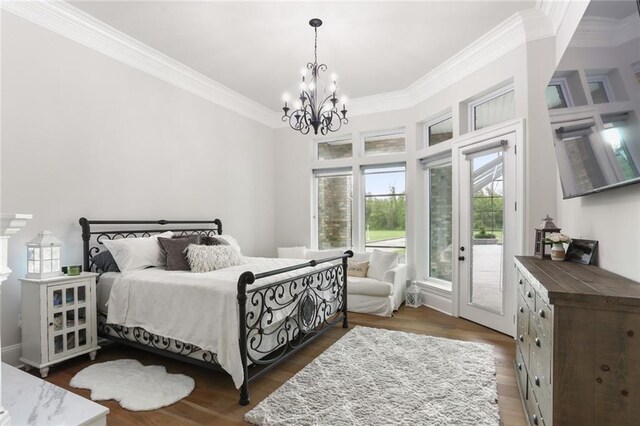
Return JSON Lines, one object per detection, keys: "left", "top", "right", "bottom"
{"left": 547, "top": 1, "right": 640, "bottom": 199}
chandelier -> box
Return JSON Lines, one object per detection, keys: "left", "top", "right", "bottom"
{"left": 281, "top": 18, "right": 348, "bottom": 135}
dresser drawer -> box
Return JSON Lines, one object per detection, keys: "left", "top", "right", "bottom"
{"left": 529, "top": 354, "right": 552, "bottom": 422}
{"left": 533, "top": 293, "right": 552, "bottom": 340}
{"left": 523, "top": 280, "right": 536, "bottom": 311}
{"left": 515, "top": 346, "right": 528, "bottom": 400}
{"left": 526, "top": 381, "right": 547, "bottom": 426}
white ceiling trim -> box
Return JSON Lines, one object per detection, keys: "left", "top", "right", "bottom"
{"left": 2, "top": 1, "right": 562, "bottom": 128}
{"left": 1, "top": 0, "right": 281, "bottom": 128}
{"left": 570, "top": 13, "right": 640, "bottom": 48}
{"left": 346, "top": 9, "right": 554, "bottom": 119}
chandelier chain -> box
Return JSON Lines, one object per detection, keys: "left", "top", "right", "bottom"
{"left": 314, "top": 27, "right": 318, "bottom": 64}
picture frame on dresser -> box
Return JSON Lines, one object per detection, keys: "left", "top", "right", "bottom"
{"left": 565, "top": 239, "right": 598, "bottom": 265}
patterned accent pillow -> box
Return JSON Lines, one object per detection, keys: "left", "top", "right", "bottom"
{"left": 200, "top": 236, "right": 230, "bottom": 246}
{"left": 186, "top": 244, "right": 245, "bottom": 273}
{"left": 347, "top": 261, "right": 369, "bottom": 278}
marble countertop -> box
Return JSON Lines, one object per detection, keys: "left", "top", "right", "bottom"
{"left": 2, "top": 363, "right": 108, "bottom": 425}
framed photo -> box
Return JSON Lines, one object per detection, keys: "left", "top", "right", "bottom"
{"left": 565, "top": 239, "right": 598, "bottom": 265}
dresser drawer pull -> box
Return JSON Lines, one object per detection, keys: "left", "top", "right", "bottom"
{"left": 527, "top": 291, "right": 533, "bottom": 298}
{"left": 519, "top": 279, "right": 523, "bottom": 285}
{"left": 532, "top": 414, "right": 539, "bottom": 425}
{"left": 534, "top": 376, "right": 540, "bottom": 386}
{"left": 538, "top": 309, "right": 546, "bottom": 318}
{"left": 535, "top": 338, "right": 541, "bottom": 347}
{"left": 518, "top": 363, "right": 522, "bottom": 371}
{"left": 519, "top": 335, "right": 524, "bottom": 342}
{"left": 519, "top": 307, "right": 524, "bottom": 314}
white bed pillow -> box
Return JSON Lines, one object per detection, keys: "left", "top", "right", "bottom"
{"left": 186, "top": 244, "right": 245, "bottom": 273}
{"left": 366, "top": 249, "right": 399, "bottom": 281}
{"left": 102, "top": 231, "right": 173, "bottom": 272}
{"left": 277, "top": 246, "right": 307, "bottom": 259}
{"left": 215, "top": 234, "right": 242, "bottom": 255}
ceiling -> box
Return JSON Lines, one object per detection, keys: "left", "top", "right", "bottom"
{"left": 70, "top": 1, "right": 536, "bottom": 112}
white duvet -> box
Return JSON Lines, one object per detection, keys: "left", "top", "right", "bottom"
{"left": 106, "top": 257, "right": 335, "bottom": 388}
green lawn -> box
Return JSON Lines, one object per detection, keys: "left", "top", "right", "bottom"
{"left": 474, "top": 229, "right": 504, "bottom": 241}
{"left": 366, "top": 229, "right": 405, "bottom": 242}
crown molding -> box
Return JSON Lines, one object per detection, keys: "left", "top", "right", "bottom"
{"left": 536, "top": 0, "right": 572, "bottom": 34}
{"left": 570, "top": 13, "right": 640, "bottom": 48}
{"left": 2, "top": 0, "right": 281, "bottom": 128}
{"left": 344, "top": 9, "right": 554, "bottom": 119}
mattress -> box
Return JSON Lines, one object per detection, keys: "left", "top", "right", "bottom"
{"left": 100, "top": 257, "right": 339, "bottom": 388}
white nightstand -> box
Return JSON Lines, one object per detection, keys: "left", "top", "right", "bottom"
{"left": 20, "top": 272, "right": 100, "bottom": 377}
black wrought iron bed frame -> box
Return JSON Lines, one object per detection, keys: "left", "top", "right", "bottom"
{"left": 79, "top": 217, "right": 352, "bottom": 405}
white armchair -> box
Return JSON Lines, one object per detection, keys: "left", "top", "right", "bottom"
{"left": 277, "top": 247, "right": 407, "bottom": 317}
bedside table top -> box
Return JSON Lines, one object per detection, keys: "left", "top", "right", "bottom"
{"left": 19, "top": 272, "right": 98, "bottom": 284}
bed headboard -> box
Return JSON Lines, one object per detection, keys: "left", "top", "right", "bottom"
{"left": 79, "top": 218, "right": 223, "bottom": 272}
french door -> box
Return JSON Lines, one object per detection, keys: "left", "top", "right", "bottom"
{"left": 455, "top": 132, "right": 518, "bottom": 336}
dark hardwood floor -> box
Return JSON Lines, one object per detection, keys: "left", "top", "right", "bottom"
{"left": 39, "top": 306, "right": 525, "bottom": 425}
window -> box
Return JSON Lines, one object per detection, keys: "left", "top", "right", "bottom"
{"left": 587, "top": 76, "right": 612, "bottom": 104}
{"left": 601, "top": 113, "right": 639, "bottom": 181}
{"left": 364, "top": 132, "right": 405, "bottom": 156}
{"left": 470, "top": 87, "right": 515, "bottom": 131}
{"left": 546, "top": 78, "right": 572, "bottom": 110}
{"left": 317, "top": 138, "right": 352, "bottom": 160}
{"left": 315, "top": 169, "right": 352, "bottom": 249}
{"left": 633, "top": 62, "right": 640, "bottom": 84}
{"left": 424, "top": 160, "right": 453, "bottom": 283}
{"left": 363, "top": 166, "right": 406, "bottom": 254}
{"left": 426, "top": 116, "right": 453, "bottom": 146}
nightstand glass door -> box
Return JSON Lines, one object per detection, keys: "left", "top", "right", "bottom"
{"left": 48, "top": 281, "right": 91, "bottom": 360}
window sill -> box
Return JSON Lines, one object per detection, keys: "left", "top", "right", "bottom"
{"left": 414, "top": 280, "right": 452, "bottom": 296}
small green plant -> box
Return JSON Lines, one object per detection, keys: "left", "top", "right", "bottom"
{"left": 474, "top": 226, "right": 496, "bottom": 239}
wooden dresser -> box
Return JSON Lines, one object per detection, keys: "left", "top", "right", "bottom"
{"left": 515, "top": 256, "right": 640, "bottom": 426}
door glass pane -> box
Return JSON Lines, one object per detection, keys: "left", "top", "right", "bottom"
{"left": 317, "top": 139, "right": 352, "bottom": 160}
{"left": 79, "top": 329, "right": 87, "bottom": 346}
{"left": 470, "top": 151, "right": 504, "bottom": 313}
{"left": 78, "top": 307, "right": 86, "bottom": 325}
{"left": 428, "top": 164, "right": 453, "bottom": 281}
{"left": 67, "top": 332, "right": 76, "bottom": 350}
{"left": 53, "top": 312, "right": 63, "bottom": 331}
{"left": 66, "top": 288, "right": 74, "bottom": 305}
{"left": 562, "top": 135, "right": 607, "bottom": 193}
{"left": 364, "top": 166, "right": 406, "bottom": 256}
{"left": 316, "top": 173, "right": 352, "bottom": 249}
{"left": 66, "top": 310, "right": 75, "bottom": 328}
{"left": 78, "top": 286, "right": 86, "bottom": 303}
{"left": 364, "top": 133, "right": 405, "bottom": 156}
{"left": 54, "top": 335, "right": 63, "bottom": 354}
{"left": 53, "top": 290, "right": 62, "bottom": 308}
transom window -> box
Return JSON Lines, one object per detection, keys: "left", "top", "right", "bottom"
{"left": 425, "top": 115, "right": 453, "bottom": 147}
{"left": 587, "top": 76, "right": 613, "bottom": 104}
{"left": 363, "top": 165, "right": 406, "bottom": 254}
{"left": 317, "top": 138, "right": 352, "bottom": 160}
{"left": 470, "top": 86, "right": 515, "bottom": 131}
{"left": 546, "top": 78, "right": 572, "bottom": 110}
{"left": 364, "top": 133, "right": 405, "bottom": 156}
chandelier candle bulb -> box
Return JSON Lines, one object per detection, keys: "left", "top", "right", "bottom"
{"left": 280, "top": 18, "right": 349, "bottom": 135}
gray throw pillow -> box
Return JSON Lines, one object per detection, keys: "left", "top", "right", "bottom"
{"left": 158, "top": 235, "right": 200, "bottom": 271}
{"left": 92, "top": 250, "right": 120, "bottom": 273}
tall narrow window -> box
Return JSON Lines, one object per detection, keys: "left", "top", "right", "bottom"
{"left": 363, "top": 166, "right": 406, "bottom": 254}
{"left": 315, "top": 169, "right": 352, "bottom": 249}
{"left": 471, "top": 87, "right": 515, "bottom": 131}
{"left": 364, "top": 133, "right": 405, "bottom": 156}
{"left": 424, "top": 161, "right": 453, "bottom": 283}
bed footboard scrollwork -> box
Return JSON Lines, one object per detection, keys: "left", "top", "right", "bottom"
{"left": 237, "top": 250, "right": 353, "bottom": 405}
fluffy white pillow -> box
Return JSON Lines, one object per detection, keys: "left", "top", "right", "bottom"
{"left": 215, "top": 234, "right": 242, "bottom": 255}
{"left": 102, "top": 231, "right": 173, "bottom": 272}
{"left": 186, "top": 244, "right": 245, "bottom": 273}
{"left": 277, "top": 246, "right": 307, "bottom": 259}
{"left": 366, "top": 249, "right": 399, "bottom": 281}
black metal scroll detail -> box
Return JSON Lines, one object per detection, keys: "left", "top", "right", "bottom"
{"left": 97, "top": 313, "right": 221, "bottom": 365}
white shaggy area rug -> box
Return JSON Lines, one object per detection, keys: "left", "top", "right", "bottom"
{"left": 70, "top": 359, "right": 195, "bottom": 411}
{"left": 245, "top": 326, "right": 499, "bottom": 426}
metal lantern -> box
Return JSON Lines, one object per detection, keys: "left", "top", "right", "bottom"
{"left": 534, "top": 215, "right": 561, "bottom": 259}
{"left": 26, "top": 231, "right": 63, "bottom": 279}
{"left": 406, "top": 282, "right": 422, "bottom": 308}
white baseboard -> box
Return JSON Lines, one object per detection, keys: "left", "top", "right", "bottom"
{"left": 420, "top": 287, "right": 453, "bottom": 316}
{"left": 1, "top": 343, "right": 23, "bottom": 367}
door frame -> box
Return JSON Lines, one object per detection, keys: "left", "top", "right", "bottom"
{"left": 451, "top": 119, "right": 525, "bottom": 336}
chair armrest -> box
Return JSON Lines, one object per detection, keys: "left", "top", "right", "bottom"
{"left": 383, "top": 264, "right": 407, "bottom": 289}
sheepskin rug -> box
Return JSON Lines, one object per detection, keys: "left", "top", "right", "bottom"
{"left": 70, "top": 359, "right": 195, "bottom": 411}
{"left": 245, "top": 326, "right": 499, "bottom": 425}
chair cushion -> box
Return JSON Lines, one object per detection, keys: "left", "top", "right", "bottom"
{"left": 366, "top": 250, "right": 399, "bottom": 281}
{"left": 347, "top": 276, "right": 393, "bottom": 297}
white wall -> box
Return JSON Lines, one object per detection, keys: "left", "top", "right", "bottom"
{"left": 0, "top": 13, "right": 276, "bottom": 355}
